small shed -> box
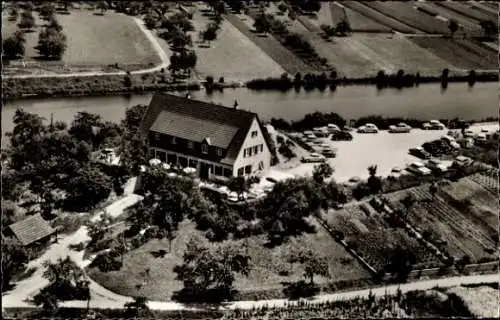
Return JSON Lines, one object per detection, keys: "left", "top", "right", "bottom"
{"left": 7, "top": 214, "right": 56, "bottom": 248}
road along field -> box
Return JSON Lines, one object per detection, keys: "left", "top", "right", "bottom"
{"left": 409, "top": 36, "right": 498, "bottom": 70}
{"left": 88, "top": 218, "right": 371, "bottom": 301}
{"left": 189, "top": 5, "right": 285, "bottom": 82}
{"left": 325, "top": 204, "right": 443, "bottom": 273}
{"left": 2, "top": 10, "right": 161, "bottom": 73}
{"left": 384, "top": 180, "right": 498, "bottom": 263}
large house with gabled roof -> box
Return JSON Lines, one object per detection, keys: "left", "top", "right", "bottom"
{"left": 140, "top": 93, "right": 271, "bottom": 180}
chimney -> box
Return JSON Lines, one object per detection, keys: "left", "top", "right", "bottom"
{"left": 233, "top": 99, "right": 238, "bottom": 109}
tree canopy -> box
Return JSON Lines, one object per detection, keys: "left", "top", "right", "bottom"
{"left": 2, "top": 31, "right": 25, "bottom": 59}
{"left": 36, "top": 27, "right": 67, "bottom": 59}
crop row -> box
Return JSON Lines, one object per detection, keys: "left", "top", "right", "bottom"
{"left": 414, "top": 2, "right": 483, "bottom": 35}
{"left": 362, "top": 1, "right": 449, "bottom": 34}
{"left": 342, "top": 1, "right": 417, "bottom": 33}
{"left": 409, "top": 37, "right": 496, "bottom": 70}
{"left": 329, "top": 2, "right": 391, "bottom": 33}
{"left": 468, "top": 173, "right": 499, "bottom": 195}
{"left": 435, "top": 1, "right": 497, "bottom": 23}
{"left": 409, "top": 187, "right": 494, "bottom": 252}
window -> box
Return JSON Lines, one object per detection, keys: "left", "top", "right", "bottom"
{"left": 243, "top": 149, "right": 247, "bottom": 157}
{"left": 215, "top": 166, "right": 223, "bottom": 175}
{"left": 201, "top": 144, "right": 208, "bottom": 154}
{"left": 179, "top": 157, "right": 188, "bottom": 167}
{"left": 154, "top": 132, "right": 160, "bottom": 141}
{"left": 260, "top": 144, "right": 263, "bottom": 152}
{"left": 217, "top": 148, "right": 223, "bottom": 156}
{"left": 189, "top": 159, "right": 198, "bottom": 168}
{"left": 248, "top": 147, "right": 253, "bottom": 156}
{"left": 223, "top": 168, "right": 232, "bottom": 177}
{"left": 253, "top": 146, "right": 258, "bottom": 154}
{"left": 157, "top": 151, "right": 166, "bottom": 162}
{"left": 149, "top": 149, "right": 155, "bottom": 158}
{"left": 245, "top": 165, "right": 252, "bottom": 174}
{"left": 258, "top": 161, "right": 264, "bottom": 170}
{"left": 237, "top": 168, "right": 244, "bottom": 176}
{"left": 251, "top": 130, "right": 258, "bottom": 138}
{"left": 171, "top": 136, "right": 177, "bottom": 144}
{"left": 188, "top": 141, "right": 194, "bottom": 149}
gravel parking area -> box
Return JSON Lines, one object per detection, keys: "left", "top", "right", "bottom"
{"left": 278, "top": 123, "right": 498, "bottom": 183}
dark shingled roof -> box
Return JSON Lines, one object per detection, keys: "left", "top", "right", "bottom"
{"left": 141, "top": 93, "right": 264, "bottom": 164}
{"left": 9, "top": 214, "right": 55, "bottom": 246}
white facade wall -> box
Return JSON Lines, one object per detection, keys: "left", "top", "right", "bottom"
{"left": 233, "top": 118, "right": 271, "bottom": 177}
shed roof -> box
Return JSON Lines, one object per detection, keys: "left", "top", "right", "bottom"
{"left": 9, "top": 214, "right": 55, "bottom": 246}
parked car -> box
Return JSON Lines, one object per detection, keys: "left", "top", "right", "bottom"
{"left": 453, "top": 155, "right": 473, "bottom": 167}
{"left": 321, "top": 148, "right": 336, "bottom": 158}
{"left": 327, "top": 123, "right": 340, "bottom": 133}
{"left": 305, "top": 134, "right": 317, "bottom": 141}
{"left": 266, "top": 177, "right": 278, "bottom": 184}
{"left": 357, "top": 123, "right": 378, "bottom": 133}
{"left": 426, "top": 159, "right": 448, "bottom": 173}
{"left": 388, "top": 166, "right": 407, "bottom": 180}
{"left": 474, "top": 133, "right": 487, "bottom": 145}
{"left": 441, "top": 135, "right": 460, "bottom": 149}
{"left": 313, "top": 127, "right": 329, "bottom": 137}
{"left": 303, "top": 130, "right": 314, "bottom": 136}
{"left": 409, "top": 146, "right": 431, "bottom": 159}
{"left": 301, "top": 153, "right": 326, "bottom": 163}
{"left": 422, "top": 140, "right": 452, "bottom": 156}
{"left": 389, "top": 122, "right": 412, "bottom": 133}
{"left": 463, "top": 129, "right": 476, "bottom": 138}
{"left": 331, "top": 131, "right": 353, "bottom": 141}
{"left": 423, "top": 120, "right": 445, "bottom": 130}
{"left": 407, "top": 161, "right": 432, "bottom": 176}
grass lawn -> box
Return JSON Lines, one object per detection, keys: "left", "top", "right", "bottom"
{"left": 2, "top": 9, "right": 160, "bottom": 71}
{"left": 87, "top": 219, "right": 371, "bottom": 301}
{"left": 189, "top": 5, "right": 285, "bottom": 82}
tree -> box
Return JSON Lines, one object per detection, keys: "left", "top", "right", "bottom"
{"left": 173, "top": 237, "right": 251, "bottom": 302}
{"left": 144, "top": 11, "right": 158, "bottom": 29}
{"left": 320, "top": 24, "right": 335, "bottom": 37}
{"left": 96, "top": 1, "right": 108, "bottom": 14}
{"left": 19, "top": 10, "right": 35, "bottom": 29}
{"left": 36, "top": 27, "right": 67, "bottom": 59}
{"left": 228, "top": 176, "right": 247, "bottom": 200}
{"left": 48, "top": 16, "right": 63, "bottom": 32}
{"left": 289, "top": 248, "right": 329, "bottom": 284}
{"left": 479, "top": 20, "right": 497, "bottom": 39}
{"left": 367, "top": 165, "right": 382, "bottom": 194}
{"left": 2, "top": 31, "right": 26, "bottom": 59}
{"left": 124, "top": 296, "right": 150, "bottom": 318}
{"left": 65, "top": 164, "right": 113, "bottom": 211}
{"left": 312, "top": 162, "right": 334, "bottom": 183}
{"left": 68, "top": 111, "right": 103, "bottom": 149}
{"left": 2, "top": 239, "right": 28, "bottom": 291}
{"left": 39, "top": 3, "right": 56, "bottom": 20}
{"left": 253, "top": 13, "right": 271, "bottom": 34}
{"left": 202, "top": 24, "right": 218, "bottom": 46}
{"left": 448, "top": 19, "right": 458, "bottom": 37}
{"left": 429, "top": 182, "right": 438, "bottom": 198}
{"left": 335, "top": 20, "right": 351, "bottom": 37}
{"left": 386, "top": 246, "right": 416, "bottom": 282}
{"left": 400, "top": 194, "right": 416, "bottom": 218}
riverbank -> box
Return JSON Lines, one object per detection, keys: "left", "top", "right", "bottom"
{"left": 3, "top": 70, "right": 498, "bottom": 100}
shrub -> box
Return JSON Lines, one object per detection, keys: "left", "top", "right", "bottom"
{"left": 90, "top": 251, "right": 123, "bottom": 272}
{"left": 283, "top": 280, "right": 320, "bottom": 299}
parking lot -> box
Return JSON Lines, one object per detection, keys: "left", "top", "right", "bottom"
{"left": 277, "top": 123, "right": 498, "bottom": 183}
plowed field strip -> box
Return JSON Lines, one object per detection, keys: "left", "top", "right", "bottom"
{"left": 435, "top": 1, "right": 497, "bottom": 22}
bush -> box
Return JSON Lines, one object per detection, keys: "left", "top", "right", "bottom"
{"left": 90, "top": 251, "right": 123, "bottom": 272}
{"left": 283, "top": 280, "right": 320, "bottom": 299}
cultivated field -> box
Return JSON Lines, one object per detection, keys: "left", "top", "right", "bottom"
{"left": 325, "top": 204, "right": 442, "bottom": 273}
{"left": 384, "top": 180, "right": 498, "bottom": 263}
{"left": 223, "top": 13, "right": 315, "bottom": 75}
{"left": 435, "top": 1, "right": 497, "bottom": 23}
{"left": 328, "top": 2, "right": 392, "bottom": 33}
{"left": 88, "top": 219, "right": 371, "bottom": 301}
{"left": 189, "top": 5, "right": 285, "bottom": 82}
{"left": 446, "top": 285, "right": 500, "bottom": 318}
{"left": 2, "top": 10, "right": 160, "bottom": 71}
{"left": 409, "top": 36, "right": 497, "bottom": 70}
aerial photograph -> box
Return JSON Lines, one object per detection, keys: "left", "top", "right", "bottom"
{"left": 1, "top": 1, "right": 499, "bottom": 319}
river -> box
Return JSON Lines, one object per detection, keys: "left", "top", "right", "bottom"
{"left": 2, "top": 82, "right": 497, "bottom": 144}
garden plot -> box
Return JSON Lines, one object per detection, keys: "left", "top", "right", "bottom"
{"left": 384, "top": 183, "right": 497, "bottom": 262}
{"left": 3, "top": 10, "right": 161, "bottom": 70}
{"left": 342, "top": 1, "right": 419, "bottom": 34}
{"left": 326, "top": 204, "right": 442, "bottom": 273}
{"left": 363, "top": 1, "right": 449, "bottom": 34}
{"left": 189, "top": 6, "right": 285, "bottom": 82}
{"left": 329, "top": 2, "right": 392, "bottom": 33}
{"left": 409, "top": 37, "right": 497, "bottom": 70}
{"left": 223, "top": 13, "right": 315, "bottom": 75}
{"left": 353, "top": 34, "right": 454, "bottom": 75}
{"left": 88, "top": 218, "right": 370, "bottom": 301}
